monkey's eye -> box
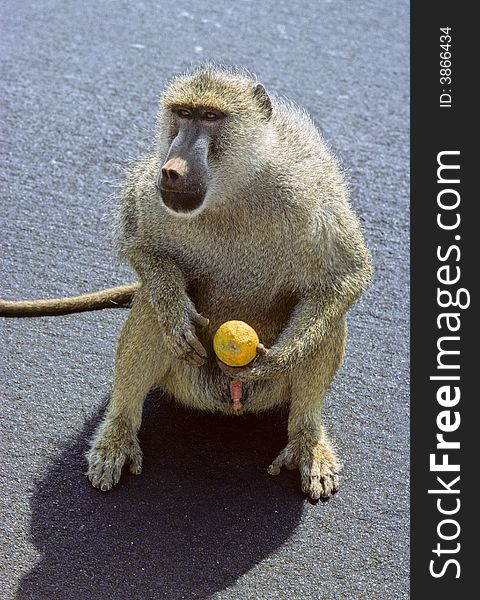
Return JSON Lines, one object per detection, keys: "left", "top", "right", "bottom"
{"left": 204, "top": 111, "right": 219, "bottom": 121}
{"left": 175, "top": 108, "right": 192, "bottom": 119}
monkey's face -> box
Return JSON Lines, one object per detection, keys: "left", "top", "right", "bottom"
{"left": 156, "top": 105, "right": 226, "bottom": 214}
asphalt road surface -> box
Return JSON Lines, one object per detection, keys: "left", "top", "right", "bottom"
{"left": 0, "top": 1, "right": 409, "bottom": 598}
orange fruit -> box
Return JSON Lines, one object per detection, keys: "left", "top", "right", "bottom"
{"left": 213, "top": 320, "right": 259, "bottom": 367}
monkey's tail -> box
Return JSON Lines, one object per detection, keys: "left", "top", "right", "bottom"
{"left": 0, "top": 282, "right": 140, "bottom": 318}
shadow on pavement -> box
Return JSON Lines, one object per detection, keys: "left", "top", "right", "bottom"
{"left": 17, "top": 391, "right": 304, "bottom": 599}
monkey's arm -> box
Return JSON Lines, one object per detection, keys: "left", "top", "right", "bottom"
{"left": 127, "top": 249, "right": 207, "bottom": 325}
{"left": 218, "top": 291, "right": 349, "bottom": 381}
{"left": 234, "top": 213, "right": 373, "bottom": 381}
{"left": 0, "top": 283, "right": 140, "bottom": 318}
{"left": 262, "top": 285, "right": 357, "bottom": 372}
{"left": 126, "top": 249, "right": 209, "bottom": 365}
{"left": 219, "top": 263, "right": 371, "bottom": 382}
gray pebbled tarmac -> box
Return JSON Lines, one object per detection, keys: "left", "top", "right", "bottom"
{"left": 0, "top": 1, "right": 409, "bottom": 598}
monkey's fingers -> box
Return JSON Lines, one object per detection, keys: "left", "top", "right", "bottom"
{"left": 256, "top": 343, "right": 269, "bottom": 357}
{"left": 190, "top": 310, "right": 209, "bottom": 328}
{"left": 182, "top": 353, "right": 203, "bottom": 366}
{"left": 185, "top": 330, "right": 207, "bottom": 357}
{"left": 171, "top": 330, "right": 207, "bottom": 366}
{"left": 215, "top": 358, "right": 246, "bottom": 379}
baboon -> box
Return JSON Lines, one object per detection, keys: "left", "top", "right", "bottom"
{"left": 1, "top": 64, "right": 371, "bottom": 500}
{"left": 85, "top": 64, "right": 372, "bottom": 500}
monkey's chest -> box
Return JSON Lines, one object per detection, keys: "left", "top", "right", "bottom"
{"left": 188, "top": 278, "right": 295, "bottom": 349}
{"left": 166, "top": 224, "right": 297, "bottom": 339}
{"left": 184, "top": 234, "right": 292, "bottom": 294}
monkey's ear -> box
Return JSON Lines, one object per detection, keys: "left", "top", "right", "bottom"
{"left": 252, "top": 83, "right": 273, "bottom": 120}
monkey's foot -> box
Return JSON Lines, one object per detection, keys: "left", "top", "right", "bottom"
{"left": 267, "top": 440, "right": 340, "bottom": 501}
{"left": 86, "top": 423, "right": 143, "bottom": 492}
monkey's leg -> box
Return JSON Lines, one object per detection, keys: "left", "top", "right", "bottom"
{"left": 267, "top": 319, "right": 346, "bottom": 501}
{"left": 86, "top": 295, "right": 166, "bottom": 491}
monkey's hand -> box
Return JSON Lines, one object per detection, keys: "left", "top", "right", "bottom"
{"left": 125, "top": 250, "right": 209, "bottom": 365}
{"left": 216, "top": 344, "right": 271, "bottom": 381}
{"left": 163, "top": 301, "right": 209, "bottom": 366}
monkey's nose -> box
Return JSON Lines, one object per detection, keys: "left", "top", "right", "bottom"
{"left": 160, "top": 157, "right": 188, "bottom": 188}
{"left": 161, "top": 167, "right": 179, "bottom": 182}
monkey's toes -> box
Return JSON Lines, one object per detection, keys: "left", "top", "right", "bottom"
{"left": 268, "top": 442, "right": 340, "bottom": 500}
{"left": 267, "top": 464, "right": 281, "bottom": 476}
{"left": 87, "top": 448, "right": 125, "bottom": 491}
{"left": 299, "top": 458, "right": 340, "bottom": 501}
{"left": 267, "top": 447, "right": 298, "bottom": 476}
{"left": 301, "top": 470, "right": 339, "bottom": 501}
{"left": 129, "top": 462, "right": 142, "bottom": 475}
{"left": 86, "top": 443, "right": 143, "bottom": 491}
